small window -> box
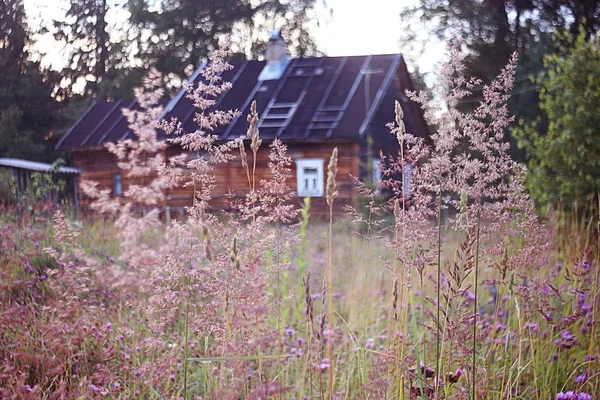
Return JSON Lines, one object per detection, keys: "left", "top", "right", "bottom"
{"left": 372, "top": 159, "right": 382, "bottom": 183}
{"left": 296, "top": 158, "right": 324, "bottom": 197}
{"left": 113, "top": 172, "right": 122, "bottom": 196}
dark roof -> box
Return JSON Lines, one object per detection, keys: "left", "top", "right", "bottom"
{"left": 55, "top": 97, "right": 171, "bottom": 151}
{"left": 56, "top": 54, "right": 427, "bottom": 151}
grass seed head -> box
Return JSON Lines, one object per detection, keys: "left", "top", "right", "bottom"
{"left": 326, "top": 147, "right": 339, "bottom": 207}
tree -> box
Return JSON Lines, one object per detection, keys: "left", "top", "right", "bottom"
{"left": 128, "top": 0, "right": 323, "bottom": 80}
{"left": 514, "top": 30, "right": 600, "bottom": 213}
{"left": 0, "top": 0, "right": 27, "bottom": 64}
{"left": 539, "top": 0, "right": 600, "bottom": 40}
{"left": 400, "top": 1, "right": 600, "bottom": 161}
{"left": 50, "top": 0, "right": 324, "bottom": 98}
{"left": 52, "top": 0, "right": 110, "bottom": 97}
{"left": 52, "top": 0, "right": 142, "bottom": 99}
{"left": 401, "top": 1, "right": 600, "bottom": 79}
{"left": 0, "top": 0, "right": 58, "bottom": 161}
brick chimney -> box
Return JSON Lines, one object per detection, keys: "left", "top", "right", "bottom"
{"left": 258, "top": 29, "right": 290, "bottom": 81}
{"left": 265, "top": 29, "right": 286, "bottom": 62}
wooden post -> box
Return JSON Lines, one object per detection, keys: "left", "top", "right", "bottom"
{"left": 13, "top": 168, "right": 20, "bottom": 221}
{"left": 351, "top": 142, "right": 360, "bottom": 210}
{"left": 73, "top": 176, "right": 79, "bottom": 220}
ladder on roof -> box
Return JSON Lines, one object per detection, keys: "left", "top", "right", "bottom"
{"left": 306, "top": 55, "right": 373, "bottom": 138}
{"left": 259, "top": 101, "right": 300, "bottom": 128}
{"left": 257, "top": 58, "right": 326, "bottom": 137}
{"left": 307, "top": 106, "right": 345, "bottom": 130}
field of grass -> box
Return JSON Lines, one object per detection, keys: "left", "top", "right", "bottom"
{"left": 1, "top": 50, "right": 599, "bottom": 400}
{"left": 0, "top": 205, "right": 598, "bottom": 399}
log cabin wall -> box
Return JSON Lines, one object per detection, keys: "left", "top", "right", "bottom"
{"left": 73, "top": 141, "right": 360, "bottom": 219}
{"left": 60, "top": 54, "right": 429, "bottom": 220}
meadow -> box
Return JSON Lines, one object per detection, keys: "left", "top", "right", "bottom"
{"left": 1, "top": 49, "right": 598, "bottom": 399}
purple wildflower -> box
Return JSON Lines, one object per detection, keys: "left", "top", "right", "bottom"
{"left": 524, "top": 321, "right": 539, "bottom": 332}
{"left": 285, "top": 326, "right": 296, "bottom": 336}
{"left": 574, "top": 372, "right": 586, "bottom": 383}
{"left": 317, "top": 358, "right": 330, "bottom": 372}
{"left": 556, "top": 392, "right": 593, "bottom": 400}
{"left": 89, "top": 384, "right": 101, "bottom": 392}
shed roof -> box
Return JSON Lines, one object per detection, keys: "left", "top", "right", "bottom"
{"left": 0, "top": 158, "right": 81, "bottom": 174}
{"left": 56, "top": 54, "right": 427, "bottom": 151}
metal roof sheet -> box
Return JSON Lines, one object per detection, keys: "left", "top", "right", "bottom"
{"left": 56, "top": 54, "right": 428, "bottom": 151}
{"left": 0, "top": 158, "right": 81, "bottom": 174}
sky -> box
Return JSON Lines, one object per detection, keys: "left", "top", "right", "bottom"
{"left": 23, "top": 0, "right": 446, "bottom": 80}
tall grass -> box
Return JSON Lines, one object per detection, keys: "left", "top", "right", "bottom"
{"left": 0, "top": 45, "right": 598, "bottom": 400}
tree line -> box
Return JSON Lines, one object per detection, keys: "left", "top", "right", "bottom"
{"left": 401, "top": 0, "right": 600, "bottom": 214}
{"left": 0, "top": 0, "right": 322, "bottom": 161}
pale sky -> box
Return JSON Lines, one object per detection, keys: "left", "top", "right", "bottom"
{"left": 23, "top": 0, "right": 445, "bottom": 81}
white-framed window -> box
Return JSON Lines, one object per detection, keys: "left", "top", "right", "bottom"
{"left": 113, "top": 172, "right": 123, "bottom": 196}
{"left": 372, "top": 158, "right": 383, "bottom": 183}
{"left": 296, "top": 158, "right": 324, "bottom": 197}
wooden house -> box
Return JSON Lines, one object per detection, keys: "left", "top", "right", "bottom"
{"left": 56, "top": 32, "right": 428, "bottom": 217}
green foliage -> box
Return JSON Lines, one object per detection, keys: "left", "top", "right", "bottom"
{"left": 0, "top": 0, "right": 59, "bottom": 161}
{"left": 400, "top": 1, "right": 600, "bottom": 161}
{"left": 48, "top": 0, "right": 324, "bottom": 98}
{"left": 515, "top": 30, "right": 600, "bottom": 213}
{"left": 128, "top": 0, "right": 323, "bottom": 80}
{"left": 1, "top": 159, "right": 69, "bottom": 214}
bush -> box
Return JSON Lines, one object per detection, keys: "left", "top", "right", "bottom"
{"left": 515, "top": 28, "right": 600, "bottom": 215}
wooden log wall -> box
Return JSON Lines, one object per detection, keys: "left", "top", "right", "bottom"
{"left": 73, "top": 141, "right": 360, "bottom": 219}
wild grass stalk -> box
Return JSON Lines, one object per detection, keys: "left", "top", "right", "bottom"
{"left": 326, "top": 147, "right": 338, "bottom": 399}
{"left": 585, "top": 194, "right": 600, "bottom": 395}
{"left": 436, "top": 192, "right": 442, "bottom": 392}
{"left": 357, "top": 200, "right": 374, "bottom": 399}
{"left": 183, "top": 296, "right": 190, "bottom": 398}
{"left": 472, "top": 210, "right": 481, "bottom": 400}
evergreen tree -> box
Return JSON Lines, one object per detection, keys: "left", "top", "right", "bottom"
{"left": 52, "top": 0, "right": 142, "bottom": 99}
{"left": 0, "top": 0, "right": 58, "bottom": 161}
{"left": 400, "top": 0, "right": 600, "bottom": 161}
{"left": 51, "top": 0, "right": 324, "bottom": 98}
{"left": 400, "top": 1, "right": 599, "bottom": 79}
{"left": 52, "top": 0, "right": 110, "bottom": 97}
{"left": 514, "top": 30, "right": 600, "bottom": 214}
{"left": 128, "top": 0, "right": 323, "bottom": 80}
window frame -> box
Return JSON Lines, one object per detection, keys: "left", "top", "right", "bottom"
{"left": 295, "top": 158, "right": 324, "bottom": 197}
{"left": 372, "top": 158, "right": 383, "bottom": 183}
{"left": 113, "top": 172, "right": 123, "bottom": 196}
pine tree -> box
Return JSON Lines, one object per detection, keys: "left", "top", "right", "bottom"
{"left": 0, "top": 0, "right": 58, "bottom": 160}
{"left": 128, "top": 0, "right": 322, "bottom": 80}
{"left": 52, "top": 0, "right": 141, "bottom": 99}
{"left": 400, "top": 0, "right": 600, "bottom": 161}
{"left": 514, "top": 30, "right": 600, "bottom": 214}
